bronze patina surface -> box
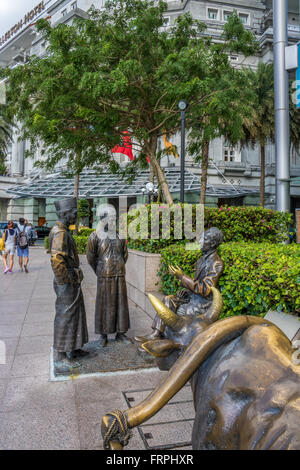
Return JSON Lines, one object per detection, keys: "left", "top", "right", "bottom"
{"left": 86, "top": 209, "right": 130, "bottom": 347}
{"left": 50, "top": 198, "right": 89, "bottom": 373}
{"left": 135, "top": 227, "right": 224, "bottom": 343}
{"left": 102, "top": 288, "right": 300, "bottom": 450}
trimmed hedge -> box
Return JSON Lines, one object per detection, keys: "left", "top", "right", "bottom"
{"left": 158, "top": 243, "right": 300, "bottom": 317}
{"left": 126, "top": 205, "right": 293, "bottom": 253}
{"left": 44, "top": 235, "right": 90, "bottom": 254}
{"left": 77, "top": 227, "right": 95, "bottom": 237}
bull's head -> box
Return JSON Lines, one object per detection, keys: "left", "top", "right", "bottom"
{"left": 142, "top": 287, "right": 223, "bottom": 370}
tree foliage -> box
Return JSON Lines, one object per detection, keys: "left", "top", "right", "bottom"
{"left": 241, "top": 63, "right": 300, "bottom": 206}
{"left": 2, "top": 0, "right": 258, "bottom": 202}
{"left": 0, "top": 104, "right": 12, "bottom": 175}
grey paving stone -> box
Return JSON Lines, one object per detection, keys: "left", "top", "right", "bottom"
{"left": 73, "top": 371, "right": 163, "bottom": 405}
{"left": 21, "top": 322, "right": 54, "bottom": 337}
{"left": 26, "top": 304, "right": 54, "bottom": 315}
{"left": 169, "top": 386, "right": 193, "bottom": 404}
{"left": 139, "top": 421, "right": 193, "bottom": 449}
{"left": 0, "top": 404, "right": 80, "bottom": 450}
{"left": 265, "top": 311, "right": 300, "bottom": 341}
{"left": 0, "top": 356, "right": 14, "bottom": 378}
{"left": 0, "top": 337, "right": 18, "bottom": 357}
{"left": 10, "top": 353, "right": 50, "bottom": 377}
{"left": 0, "top": 314, "right": 26, "bottom": 325}
{"left": 76, "top": 397, "right": 126, "bottom": 450}
{"left": 16, "top": 335, "right": 53, "bottom": 355}
{"left": 0, "top": 324, "right": 22, "bottom": 338}
{"left": 24, "top": 312, "right": 55, "bottom": 323}
{"left": 0, "top": 305, "right": 27, "bottom": 315}
{"left": 1, "top": 375, "right": 75, "bottom": 412}
{"left": 0, "top": 379, "right": 8, "bottom": 405}
{"left": 177, "top": 401, "right": 195, "bottom": 421}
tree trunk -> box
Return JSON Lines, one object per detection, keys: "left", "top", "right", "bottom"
{"left": 260, "top": 144, "right": 265, "bottom": 208}
{"left": 74, "top": 172, "right": 80, "bottom": 235}
{"left": 148, "top": 135, "right": 173, "bottom": 205}
{"left": 200, "top": 141, "right": 209, "bottom": 206}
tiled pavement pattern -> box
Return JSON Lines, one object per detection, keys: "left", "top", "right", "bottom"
{"left": 0, "top": 248, "right": 194, "bottom": 450}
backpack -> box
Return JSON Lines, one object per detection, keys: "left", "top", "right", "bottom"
{"left": 19, "top": 225, "right": 28, "bottom": 249}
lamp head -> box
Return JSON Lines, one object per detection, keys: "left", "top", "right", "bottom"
{"left": 178, "top": 100, "right": 189, "bottom": 112}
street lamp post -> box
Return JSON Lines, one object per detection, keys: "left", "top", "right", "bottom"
{"left": 142, "top": 182, "right": 158, "bottom": 204}
{"left": 273, "top": 0, "right": 290, "bottom": 213}
{"left": 178, "top": 100, "right": 189, "bottom": 204}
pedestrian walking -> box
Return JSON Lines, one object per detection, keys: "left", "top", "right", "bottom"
{"left": 2, "top": 220, "right": 17, "bottom": 274}
{"left": 17, "top": 217, "right": 31, "bottom": 273}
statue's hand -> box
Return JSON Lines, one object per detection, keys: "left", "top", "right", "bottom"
{"left": 168, "top": 265, "right": 184, "bottom": 279}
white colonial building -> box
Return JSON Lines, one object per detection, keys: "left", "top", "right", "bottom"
{"left": 0, "top": 0, "right": 299, "bottom": 227}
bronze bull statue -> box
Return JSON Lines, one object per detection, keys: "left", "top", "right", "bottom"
{"left": 101, "top": 287, "right": 300, "bottom": 450}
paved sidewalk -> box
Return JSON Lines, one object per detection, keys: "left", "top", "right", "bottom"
{"left": 0, "top": 248, "right": 194, "bottom": 450}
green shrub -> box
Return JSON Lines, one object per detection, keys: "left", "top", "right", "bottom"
{"left": 78, "top": 199, "right": 91, "bottom": 219}
{"left": 44, "top": 236, "right": 50, "bottom": 251}
{"left": 73, "top": 235, "right": 89, "bottom": 254}
{"left": 78, "top": 228, "right": 95, "bottom": 237}
{"left": 159, "top": 242, "right": 300, "bottom": 317}
{"left": 125, "top": 205, "right": 293, "bottom": 253}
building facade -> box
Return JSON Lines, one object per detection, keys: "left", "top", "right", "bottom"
{"left": 0, "top": 0, "right": 299, "bottom": 227}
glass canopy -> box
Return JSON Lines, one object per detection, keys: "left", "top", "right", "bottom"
{"left": 7, "top": 168, "right": 258, "bottom": 199}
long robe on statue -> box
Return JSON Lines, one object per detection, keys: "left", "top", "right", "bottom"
{"left": 86, "top": 232, "right": 130, "bottom": 335}
{"left": 50, "top": 222, "right": 89, "bottom": 352}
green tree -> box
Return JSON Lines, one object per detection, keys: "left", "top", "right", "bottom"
{"left": 241, "top": 63, "right": 300, "bottom": 207}
{"left": 3, "top": 0, "right": 258, "bottom": 204}
{"left": 0, "top": 105, "right": 12, "bottom": 175}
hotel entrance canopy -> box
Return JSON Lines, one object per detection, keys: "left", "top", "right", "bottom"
{"left": 7, "top": 168, "right": 258, "bottom": 199}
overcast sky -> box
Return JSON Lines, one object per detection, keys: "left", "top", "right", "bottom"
{"left": 0, "top": 0, "right": 54, "bottom": 37}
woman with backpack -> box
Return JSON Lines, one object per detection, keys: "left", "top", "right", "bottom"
{"left": 17, "top": 218, "right": 31, "bottom": 273}
{"left": 2, "top": 220, "right": 17, "bottom": 274}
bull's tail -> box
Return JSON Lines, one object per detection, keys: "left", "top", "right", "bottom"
{"left": 101, "top": 315, "right": 275, "bottom": 450}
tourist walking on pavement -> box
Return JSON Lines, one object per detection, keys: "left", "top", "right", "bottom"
{"left": 17, "top": 217, "right": 31, "bottom": 273}
{"left": 3, "top": 220, "right": 17, "bottom": 274}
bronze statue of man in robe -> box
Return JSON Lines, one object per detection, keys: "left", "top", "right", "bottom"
{"left": 136, "top": 227, "right": 224, "bottom": 343}
{"left": 50, "top": 197, "right": 89, "bottom": 372}
{"left": 86, "top": 206, "right": 130, "bottom": 347}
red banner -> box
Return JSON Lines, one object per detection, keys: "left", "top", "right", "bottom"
{"left": 111, "top": 131, "right": 134, "bottom": 161}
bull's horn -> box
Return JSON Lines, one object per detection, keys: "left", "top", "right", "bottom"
{"left": 148, "top": 293, "right": 184, "bottom": 331}
{"left": 200, "top": 286, "right": 223, "bottom": 324}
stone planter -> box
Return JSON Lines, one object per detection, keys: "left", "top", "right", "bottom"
{"left": 126, "top": 249, "right": 164, "bottom": 318}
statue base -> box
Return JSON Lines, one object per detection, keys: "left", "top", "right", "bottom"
{"left": 49, "top": 338, "right": 156, "bottom": 381}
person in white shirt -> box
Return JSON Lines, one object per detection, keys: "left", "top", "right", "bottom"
{"left": 3, "top": 220, "right": 17, "bottom": 274}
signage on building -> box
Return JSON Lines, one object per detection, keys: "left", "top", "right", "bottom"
{"left": 0, "top": 1, "right": 45, "bottom": 48}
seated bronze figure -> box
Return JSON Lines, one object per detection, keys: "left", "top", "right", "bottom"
{"left": 135, "top": 227, "right": 224, "bottom": 345}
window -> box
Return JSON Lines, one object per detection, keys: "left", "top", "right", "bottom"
{"left": 71, "top": 1, "right": 77, "bottom": 9}
{"left": 62, "top": 8, "right": 67, "bottom": 16}
{"left": 239, "top": 13, "right": 249, "bottom": 25}
{"left": 163, "top": 16, "right": 170, "bottom": 26}
{"left": 224, "top": 148, "right": 235, "bottom": 162}
{"left": 230, "top": 55, "right": 239, "bottom": 62}
{"left": 224, "top": 144, "right": 241, "bottom": 163}
{"left": 208, "top": 9, "right": 218, "bottom": 20}
{"left": 223, "top": 11, "right": 233, "bottom": 22}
